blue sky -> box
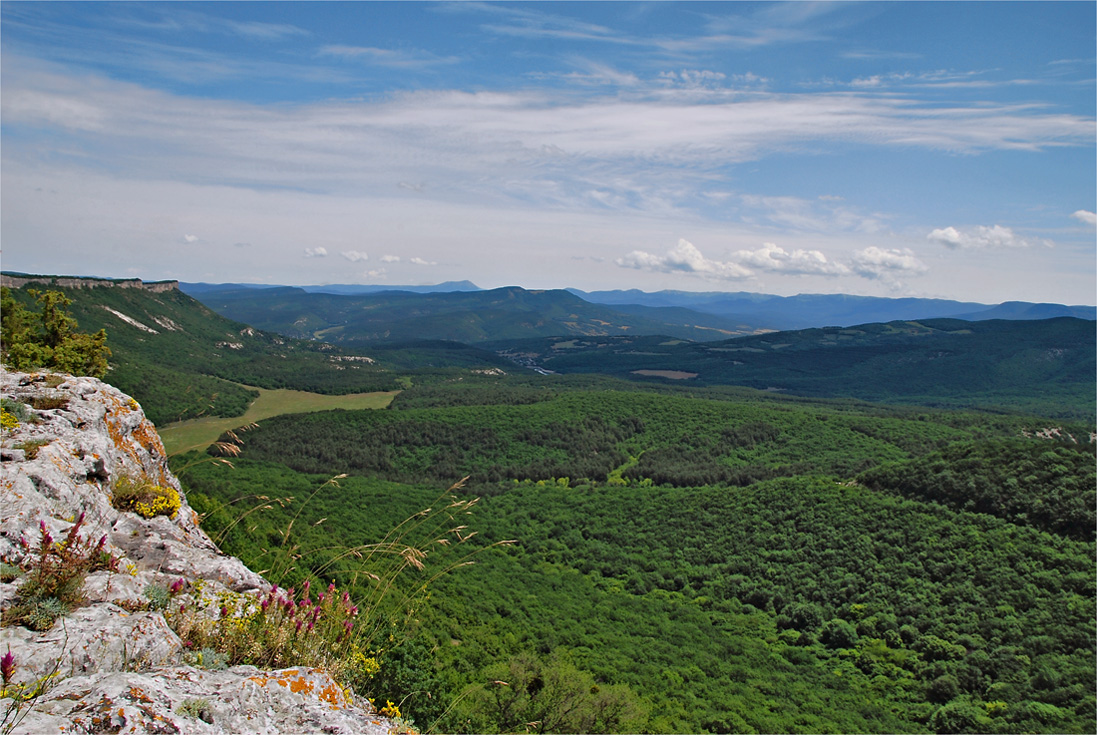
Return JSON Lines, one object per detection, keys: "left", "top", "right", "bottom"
{"left": 2, "top": 1, "right": 1094, "bottom": 304}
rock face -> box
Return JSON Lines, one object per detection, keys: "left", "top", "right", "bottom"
{"left": 0, "top": 369, "right": 397, "bottom": 734}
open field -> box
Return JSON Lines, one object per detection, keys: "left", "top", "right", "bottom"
{"left": 158, "top": 386, "right": 398, "bottom": 455}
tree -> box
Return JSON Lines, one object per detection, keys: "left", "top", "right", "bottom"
{"left": 1, "top": 288, "right": 110, "bottom": 377}
{"left": 472, "top": 651, "right": 646, "bottom": 734}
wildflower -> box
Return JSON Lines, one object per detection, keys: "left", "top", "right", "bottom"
{"left": 295, "top": 620, "right": 303, "bottom": 634}
{"left": 170, "top": 578, "right": 185, "bottom": 595}
{"left": 343, "top": 620, "right": 354, "bottom": 633}
{"left": 1, "top": 648, "right": 15, "bottom": 685}
{"left": 220, "top": 606, "right": 228, "bottom": 619}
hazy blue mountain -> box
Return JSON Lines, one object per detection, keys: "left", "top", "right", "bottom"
{"left": 950, "top": 301, "right": 1097, "bottom": 321}
{"left": 568, "top": 288, "right": 1023, "bottom": 330}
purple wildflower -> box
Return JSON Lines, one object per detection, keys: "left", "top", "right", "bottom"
{"left": 1, "top": 648, "right": 15, "bottom": 685}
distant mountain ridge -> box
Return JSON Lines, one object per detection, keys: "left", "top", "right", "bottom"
{"left": 186, "top": 285, "right": 765, "bottom": 344}
{"left": 181, "top": 280, "right": 481, "bottom": 295}
{"left": 569, "top": 288, "right": 1096, "bottom": 330}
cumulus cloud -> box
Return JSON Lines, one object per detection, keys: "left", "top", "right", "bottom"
{"left": 730, "top": 242, "right": 850, "bottom": 276}
{"left": 303, "top": 247, "right": 328, "bottom": 257}
{"left": 409, "top": 256, "right": 436, "bottom": 266}
{"left": 617, "top": 239, "right": 752, "bottom": 281}
{"left": 380, "top": 254, "right": 401, "bottom": 263}
{"left": 927, "top": 225, "right": 1052, "bottom": 249}
{"left": 183, "top": 234, "right": 199, "bottom": 243}
{"left": 850, "top": 247, "right": 927, "bottom": 279}
{"left": 363, "top": 268, "right": 386, "bottom": 278}
{"left": 340, "top": 250, "right": 368, "bottom": 262}
{"left": 1071, "top": 210, "right": 1096, "bottom": 226}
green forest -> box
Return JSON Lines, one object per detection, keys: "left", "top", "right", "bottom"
{"left": 177, "top": 380, "right": 1096, "bottom": 734}
{"left": 3, "top": 281, "right": 1093, "bottom": 733}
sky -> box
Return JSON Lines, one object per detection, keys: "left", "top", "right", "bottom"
{"left": 1, "top": 1, "right": 1094, "bottom": 304}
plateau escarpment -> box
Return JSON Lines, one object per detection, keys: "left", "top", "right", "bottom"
{"left": 0, "top": 368, "right": 400, "bottom": 734}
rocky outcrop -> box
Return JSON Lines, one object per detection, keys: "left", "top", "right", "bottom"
{"left": 0, "top": 369, "right": 397, "bottom": 734}
{"left": 0, "top": 275, "right": 178, "bottom": 293}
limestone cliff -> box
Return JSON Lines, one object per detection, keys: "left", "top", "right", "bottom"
{"left": 0, "top": 369, "right": 398, "bottom": 734}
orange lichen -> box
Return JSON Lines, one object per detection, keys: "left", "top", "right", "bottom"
{"left": 247, "top": 669, "right": 348, "bottom": 711}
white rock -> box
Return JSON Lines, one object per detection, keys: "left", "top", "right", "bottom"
{"left": 0, "top": 370, "right": 398, "bottom": 735}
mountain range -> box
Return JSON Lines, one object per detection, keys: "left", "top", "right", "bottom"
{"left": 183, "top": 281, "right": 1096, "bottom": 336}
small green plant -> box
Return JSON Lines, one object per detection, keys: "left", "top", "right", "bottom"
{"left": 144, "top": 583, "right": 171, "bottom": 611}
{"left": 0, "top": 563, "right": 22, "bottom": 583}
{"left": 181, "top": 647, "right": 229, "bottom": 671}
{"left": 1, "top": 514, "right": 119, "bottom": 629}
{"left": 176, "top": 697, "right": 214, "bottom": 724}
{"left": 111, "top": 475, "right": 181, "bottom": 520}
{"left": 23, "top": 598, "right": 67, "bottom": 632}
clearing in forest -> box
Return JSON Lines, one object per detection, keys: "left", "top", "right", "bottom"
{"left": 159, "top": 386, "right": 398, "bottom": 455}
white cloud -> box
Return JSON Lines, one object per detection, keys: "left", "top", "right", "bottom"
{"left": 380, "top": 255, "right": 401, "bottom": 263}
{"left": 731, "top": 242, "right": 850, "bottom": 276}
{"left": 850, "top": 247, "right": 927, "bottom": 279}
{"left": 927, "top": 225, "right": 1052, "bottom": 249}
{"left": 363, "top": 268, "right": 386, "bottom": 279}
{"left": 409, "top": 257, "right": 437, "bottom": 266}
{"left": 617, "top": 239, "right": 753, "bottom": 281}
{"left": 1071, "top": 210, "right": 1096, "bottom": 226}
{"left": 183, "top": 234, "right": 199, "bottom": 243}
{"left": 340, "top": 250, "right": 368, "bottom": 262}
{"left": 303, "top": 247, "right": 328, "bottom": 258}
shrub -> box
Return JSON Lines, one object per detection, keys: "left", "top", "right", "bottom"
{"left": 0, "top": 410, "right": 18, "bottom": 431}
{"left": 1, "top": 514, "right": 119, "bottom": 629}
{"left": 111, "top": 475, "right": 181, "bottom": 520}
{"left": 168, "top": 578, "right": 382, "bottom": 694}
{"left": 1, "top": 399, "right": 34, "bottom": 425}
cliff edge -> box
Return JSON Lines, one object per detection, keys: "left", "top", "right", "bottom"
{"left": 0, "top": 368, "right": 398, "bottom": 734}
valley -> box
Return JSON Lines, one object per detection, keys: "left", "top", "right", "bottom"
{"left": 2, "top": 274, "right": 1094, "bottom": 734}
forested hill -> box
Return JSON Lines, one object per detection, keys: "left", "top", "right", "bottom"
{"left": 184, "top": 284, "right": 765, "bottom": 343}
{"left": 2, "top": 281, "right": 407, "bottom": 424}
{"left": 486, "top": 317, "right": 1096, "bottom": 418}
